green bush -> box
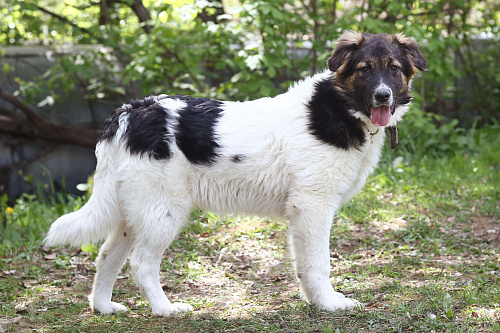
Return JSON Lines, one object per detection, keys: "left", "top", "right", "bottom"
{"left": 1, "top": 1, "right": 498, "bottom": 123}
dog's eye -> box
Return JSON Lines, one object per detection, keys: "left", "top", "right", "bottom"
{"left": 390, "top": 65, "right": 399, "bottom": 72}
{"left": 360, "top": 66, "right": 370, "bottom": 73}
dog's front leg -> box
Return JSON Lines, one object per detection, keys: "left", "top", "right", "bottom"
{"left": 288, "top": 202, "right": 360, "bottom": 311}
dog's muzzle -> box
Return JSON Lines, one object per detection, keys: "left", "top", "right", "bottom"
{"left": 370, "top": 87, "right": 394, "bottom": 127}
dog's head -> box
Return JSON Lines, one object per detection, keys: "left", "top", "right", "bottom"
{"left": 327, "top": 31, "right": 427, "bottom": 127}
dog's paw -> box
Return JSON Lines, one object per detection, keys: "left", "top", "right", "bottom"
{"left": 315, "top": 297, "right": 362, "bottom": 312}
{"left": 92, "top": 301, "right": 128, "bottom": 314}
{"left": 172, "top": 302, "right": 194, "bottom": 313}
{"left": 151, "top": 302, "right": 193, "bottom": 316}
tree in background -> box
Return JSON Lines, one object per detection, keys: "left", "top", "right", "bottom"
{"left": 0, "top": 0, "right": 498, "bottom": 172}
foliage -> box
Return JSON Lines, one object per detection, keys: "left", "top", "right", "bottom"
{"left": 1, "top": 0, "right": 498, "bottom": 125}
{"left": 351, "top": 0, "right": 500, "bottom": 125}
{"left": 385, "top": 105, "right": 500, "bottom": 162}
{"left": 0, "top": 193, "right": 84, "bottom": 251}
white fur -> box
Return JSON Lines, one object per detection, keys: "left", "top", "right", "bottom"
{"left": 44, "top": 69, "right": 407, "bottom": 316}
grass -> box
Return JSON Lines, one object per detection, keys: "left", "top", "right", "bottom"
{"left": 1, "top": 123, "right": 499, "bottom": 332}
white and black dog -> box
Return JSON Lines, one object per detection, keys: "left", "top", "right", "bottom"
{"left": 45, "top": 31, "right": 427, "bottom": 316}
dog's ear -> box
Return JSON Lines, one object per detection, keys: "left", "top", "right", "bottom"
{"left": 327, "top": 30, "right": 363, "bottom": 73}
{"left": 394, "top": 33, "right": 428, "bottom": 73}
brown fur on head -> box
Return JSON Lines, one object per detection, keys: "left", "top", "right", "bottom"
{"left": 328, "top": 31, "right": 427, "bottom": 78}
{"left": 326, "top": 31, "right": 427, "bottom": 122}
{"left": 327, "top": 30, "right": 364, "bottom": 73}
{"left": 392, "top": 33, "right": 428, "bottom": 74}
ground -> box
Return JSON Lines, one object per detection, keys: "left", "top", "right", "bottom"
{"left": 1, "top": 144, "right": 499, "bottom": 332}
{"left": 1, "top": 207, "right": 499, "bottom": 332}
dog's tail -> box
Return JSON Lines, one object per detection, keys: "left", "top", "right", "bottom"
{"left": 44, "top": 141, "right": 122, "bottom": 247}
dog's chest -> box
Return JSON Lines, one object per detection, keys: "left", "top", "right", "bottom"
{"left": 337, "top": 129, "right": 386, "bottom": 204}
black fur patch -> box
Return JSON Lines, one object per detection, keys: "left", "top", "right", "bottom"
{"left": 173, "top": 95, "right": 224, "bottom": 165}
{"left": 307, "top": 79, "right": 366, "bottom": 150}
{"left": 125, "top": 98, "right": 174, "bottom": 160}
{"left": 99, "top": 108, "right": 124, "bottom": 142}
{"left": 99, "top": 97, "right": 165, "bottom": 149}
{"left": 231, "top": 154, "right": 244, "bottom": 163}
{"left": 99, "top": 95, "right": 224, "bottom": 164}
{"left": 100, "top": 96, "right": 174, "bottom": 160}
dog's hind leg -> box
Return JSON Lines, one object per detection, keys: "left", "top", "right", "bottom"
{"left": 90, "top": 223, "right": 133, "bottom": 314}
{"left": 126, "top": 190, "right": 193, "bottom": 316}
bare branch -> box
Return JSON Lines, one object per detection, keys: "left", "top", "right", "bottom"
{"left": 129, "top": 0, "right": 152, "bottom": 33}
{"left": 0, "top": 104, "right": 24, "bottom": 121}
{"left": 99, "top": 0, "right": 113, "bottom": 26}
{"left": 0, "top": 115, "right": 99, "bottom": 148}
{"left": 0, "top": 88, "right": 100, "bottom": 148}
{"left": 0, "top": 87, "right": 45, "bottom": 125}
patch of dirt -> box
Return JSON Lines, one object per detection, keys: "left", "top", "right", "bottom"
{"left": 470, "top": 216, "right": 500, "bottom": 245}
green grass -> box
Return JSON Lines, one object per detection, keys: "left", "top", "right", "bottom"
{"left": 1, "top": 124, "right": 499, "bottom": 332}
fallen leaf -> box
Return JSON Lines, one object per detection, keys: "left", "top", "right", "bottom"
{"left": 44, "top": 253, "right": 57, "bottom": 260}
{"left": 330, "top": 249, "right": 344, "bottom": 259}
{"left": 270, "top": 274, "right": 286, "bottom": 282}
{"left": 16, "top": 308, "right": 29, "bottom": 315}
{"left": 40, "top": 247, "right": 52, "bottom": 255}
{"left": 1, "top": 270, "right": 17, "bottom": 276}
{"left": 15, "top": 303, "right": 29, "bottom": 315}
{"left": 19, "top": 281, "right": 30, "bottom": 288}
{"left": 0, "top": 316, "right": 23, "bottom": 326}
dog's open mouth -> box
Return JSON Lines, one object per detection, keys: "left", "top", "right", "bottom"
{"left": 370, "top": 105, "right": 394, "bottom": 127}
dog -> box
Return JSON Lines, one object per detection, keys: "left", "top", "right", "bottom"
{"left": 45, "top": 31, "right": 427, "bottom": 316}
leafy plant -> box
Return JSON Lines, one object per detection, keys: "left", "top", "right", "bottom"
{"left": 1, "top": 0, "right": 498, "bottom": 135}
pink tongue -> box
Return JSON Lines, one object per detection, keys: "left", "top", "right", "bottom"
{"left": 370, "top": 106, "right": 391, "bottom": 127}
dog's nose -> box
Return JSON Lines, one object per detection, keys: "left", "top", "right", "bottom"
{"left": 374, "top": 89, "right": 391, "bottom": 103}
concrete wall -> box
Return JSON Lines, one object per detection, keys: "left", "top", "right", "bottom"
{"left": 0, "top": 45, "right": 119, "bottom": 198}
